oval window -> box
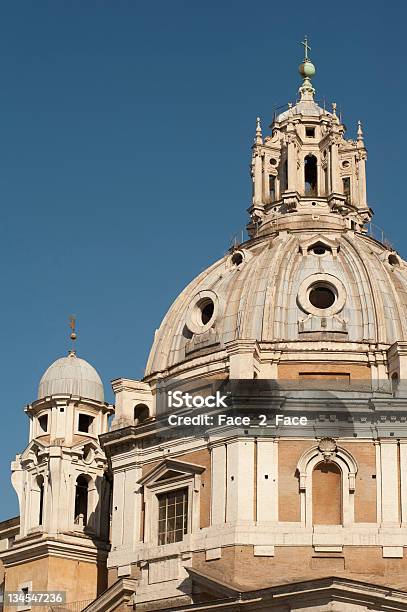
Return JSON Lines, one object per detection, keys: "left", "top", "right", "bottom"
{"left": 200, "top": 299, "right": 214, "bottom": 325}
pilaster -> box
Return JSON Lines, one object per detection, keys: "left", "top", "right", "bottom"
{"left": 379, "top": 440, "right": 400, "bottom": 526}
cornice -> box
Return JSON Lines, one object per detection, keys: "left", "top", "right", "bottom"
{"left": 27, "top": 395, "right": 114, "bottom": 416}
{"left": 0, "top": 535, "right": 109, "bottom": 567}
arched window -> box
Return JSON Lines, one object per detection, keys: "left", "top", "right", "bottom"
{"left": 312, "top": 462, "right": 342, "bottom": 525}
{"left": 74, "top": 475, "right": 89, "bottom": 526}
{"left": 392, "top": 372, "right": 399, "bottom": 394}
{"left": 38, "top": 476, "right": 44, "bottom": 526}
{"left": 342, "top": 177, "right": 351, "bottom": 202}
{"left": 304, "top": 154, "right": 317, "bottom": 196}
{"left": 134, "top": 403, "right": 150, "bottom": 425}
{"left": 30, "top": 474, "right": 45, "bottom": 529}
{"left": 269, "top": 175, "right": 276, "bottom": 202}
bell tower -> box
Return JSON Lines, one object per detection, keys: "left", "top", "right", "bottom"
{"left": 1, "top": 330, "right": 114, "bottom": 610}
{"left": 249, "top": 37, "right": 370, "bottom": 237}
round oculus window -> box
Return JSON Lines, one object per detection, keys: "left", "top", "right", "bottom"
{"left": 308, "top": 284, "right": 336, "bottom": 309}
{"left": 231, "top": 251, "right": 244, "bottom": 266}
{"left": 297, "top": 274, "right": 346, "bottom": 317}
{"left": 186, "top": 291, "right": 219, "bottom": 334}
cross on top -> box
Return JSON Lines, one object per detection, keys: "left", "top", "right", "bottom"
{"left": 301, "top": 35, "right": 311, "bottom": 61}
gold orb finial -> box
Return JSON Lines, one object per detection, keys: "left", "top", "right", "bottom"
{"left": 69, "top": 315, "right": 77, "bottom": 344}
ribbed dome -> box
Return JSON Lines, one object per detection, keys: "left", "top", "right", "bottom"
{"left": 145, "top": 229, "right": 407, "bottom": 377}
{"left": 38, "top": 351, "right": 104, "bottom": 402}
{"left": 276, "top": 98, "right": 324, "bottom": 121}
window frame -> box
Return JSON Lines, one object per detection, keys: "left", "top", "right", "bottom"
{"left": 305, "top": 126, "right": 316, "bottom": 138}
{"left": 297, "top": 443, "right": 358, "bottom": 528}
{"left": 76, "top": 411, "right": 96, "bottom": 436}
{"left": 140, "top": 460, "right": 204, "bottom": 548}
{"left": 37, "top": 412, "right": 49, "bottom": 435}
{"left": 145, "top": 477, "right": 195, "bottom": 547}
{"left": 17, "top": 581, "right": 32, "bottom": 612}
{"left": 157, "top": 486, "right": 189, "bottom": 546}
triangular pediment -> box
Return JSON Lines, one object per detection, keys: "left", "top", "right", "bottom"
{"left": 299, "top": 233, "right": 339, "bottom": 256}
{"left": 186, "top": 570, "right": 407, "bottom": 609}
{"left": 138, "top": 458, "right": 205, "bottom": 486}
{"left": 72, "top": 438, "right": 101, "bottom": 453}
{"left": 20, "top": 440, "right": 46, "bottom": 463}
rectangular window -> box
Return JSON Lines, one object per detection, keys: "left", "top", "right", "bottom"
{"left": 306, "top": 126, "right": 315, "bottom": 138}
{"left": 78, "top": 413, "right": 94, "bottom": 433}
{"left": 157, "top": 488, "right": 188, "bottom": 545}
{"left": 342, "top": 177, "right": 351, "bottom": 201}
{"left": 268, "top": 175, "right": 276, "bottom": 202}
{"left": 38, "top": 414, "right": 48, "bottom": 433}
{"left": 17, "top": 583, "right": 32, "bottom": 612}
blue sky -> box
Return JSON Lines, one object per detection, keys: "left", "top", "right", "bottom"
{"left": 0, "top": 1, "right": 405, "bottom": 519}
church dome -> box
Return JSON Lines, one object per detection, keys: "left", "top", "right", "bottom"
{"left": 144, "top": 45, "right": 405, "bottom": 388}
{"left": 38, "top": 351, "right": 104, "bottom": 402}
{"left": 145, "top": 230, "right": 407, "bottom": 377}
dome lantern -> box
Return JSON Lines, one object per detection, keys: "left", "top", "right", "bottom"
{"left": 298, "top": 35, "right": 316, "bottom": 101}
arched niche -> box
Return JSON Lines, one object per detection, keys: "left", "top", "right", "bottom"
{"left": 297, "top": 441, "right": 358, "bottom": 527}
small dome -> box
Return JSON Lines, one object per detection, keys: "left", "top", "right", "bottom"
{"left": 38, "top": 352, "right": 104, "bottom": 402}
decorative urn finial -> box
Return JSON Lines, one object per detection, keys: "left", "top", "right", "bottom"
{"left": 255, "top": 116, "right": 263, "bottom": 144}
{"left": 357, "top": 120, "right": 364, "bottom": 141}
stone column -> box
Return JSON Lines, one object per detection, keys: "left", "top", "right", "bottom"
{"left": 400, "top": 441, "right": 407, "bottom": 525}
{"left": 111, "top": 469, "right": 125, "bottom": 548}
{"left": 317, "top": 159, "right": 322, "bottom": 197}
{"left": 256, "top": 439, "right": 278, "bottom": 522}
{"left": 87, "top": 479, "right": 99, "bottom": 533}
{"left": 379, "top": 440, "right": 399, "bottom": 525}
{"left": 226, "top": 340, "right": 256, "bottom": 379}
{"left": 226, "top": 439, "right": 255, "bottom": 523}
{"left": 327, "top": 149, "right": 332, "bottom": 194}
{"left": 57, "top": 457, "right": 72, "bottom": 532}
{"left": 287, "top": 136, "right": 297, "bottom": 192}
{"left": 330, "top": 139, "right": 342, "bottom": 193}
{"left": 47, "top": 446, "right": 63, "bottom": 535}
{"left": 122, "top": 465, "right": 143, "bottom": 549}
{"left": 210, "top": 444, "right": 226, "bottom": 525}
{"left": 357, "top": 151, "right": 367, "bottom": 207}
{"left": 252, "top": 151, "right": 263, "bottom": 206}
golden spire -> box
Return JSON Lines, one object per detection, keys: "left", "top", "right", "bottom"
{"left": 69, "top": 315, "right": 77, "bottom": 352}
